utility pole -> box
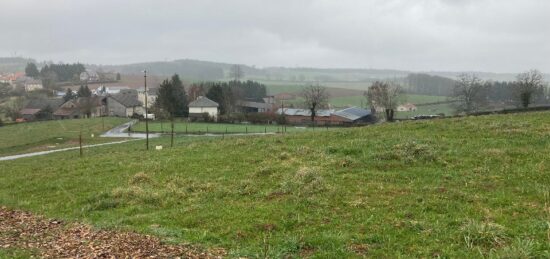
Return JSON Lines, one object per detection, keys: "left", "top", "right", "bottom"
{"left": 144, "top": 70, "right": 149, "bottom": 150}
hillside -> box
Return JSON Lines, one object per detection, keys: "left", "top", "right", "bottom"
{"left": 95, "top": 59, "right": 535, "bottom": 82}
{"left": 1, "top": 112, "right": 549, "bottom": 257}
{"left": 0, "top": 57, "right": 35, "bottom": 73}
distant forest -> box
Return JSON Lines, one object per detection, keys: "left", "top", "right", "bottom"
{"left": 405, "top": 74, "right": 456, "bottom": 96}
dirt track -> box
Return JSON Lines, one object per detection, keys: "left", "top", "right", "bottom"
{"left": 0, "top": 207, "right": 225, "bottom": 258}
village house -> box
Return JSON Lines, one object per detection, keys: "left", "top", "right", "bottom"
{"left": 23, "top": 79, "right": 43, "bottom": 92}
{"left": 137, "top": 87, "right": 159, "bottom": 108}
{"left": 189, "top": 96, "right": 219, "bottom": 120}
{"left": 54, "top": 96, "right": 107, "bottom": 119}
{"left": 106, "top": 92, "right": 144, "bottom": 117}
{"left": 20, "top": 98, "right": 65, "bottom": 121}
{"left": 397, "top": 103, "right": 417, "bottom": 112}
{"left": 80, "top": 70, "right": 100, "bottom": 82}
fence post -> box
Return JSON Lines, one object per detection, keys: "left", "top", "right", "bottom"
{"left": 265, "top": 126, "right": 267, "bottom": 134}
{"left": 207, "top": 126, "right": 209, "bottom": 134}
{"left": 79, "top": 131, "right": 83, "bottom": 157}
{"left": 186, "top": 124, "right": 188, "bottom": 134}
{"left": 246, "top": 127, "right": 248, "bottom": 134}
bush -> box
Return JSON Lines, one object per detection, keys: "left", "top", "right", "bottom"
{"left": 378, "top": 141, "right": 437, "bottom": 163}
{"left": 462, "top": 220, "right": 508, "bottom": 249}
{"left": 279, "top": 167, "right": 328, "bottom": 197}
{"left": 245, "top": 112, "right": 276, "bottom": 124}
{"left": 0, "top": 118, "right": 3, "bottom": 127}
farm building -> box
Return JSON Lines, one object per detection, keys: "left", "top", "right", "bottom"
{"left": 106, "top": 92, "right": 144, "bottom": 117}
{"left": 20, "top": 98, "right": 65, "bottom": 121}
{"left": 54, "top": 96, "right": 107, "bottom": 119}
{"left": 333, "top": 107, "right": 376, "bottom": 124}
{"left": 236, "top": 96, "right": 276, "bottom": 113}
{"left": 277, "top": 106, "right": 374, "bottom": 125}
{"left": 189, "top": 96, "right": 219, "bottom": 120}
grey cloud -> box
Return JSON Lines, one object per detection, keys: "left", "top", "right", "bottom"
{"left": 0, "top": 0, "right": 548, "bottom": 73}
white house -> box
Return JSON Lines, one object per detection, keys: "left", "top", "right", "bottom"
{"left": 397, "top": 103, "right": 417, "bottom": 112}
{"left": 80, "top": 70, "right": 100, "bottom": 82}
{"left": 23, "top": 79, "right": 43, "bottom": 92}
{"left": 188, "top": 96, "right": 219, "bottom": 120}
{"left": 137, "top": 87, "right": 158, "bottom": 108}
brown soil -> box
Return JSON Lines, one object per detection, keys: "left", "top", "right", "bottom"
{"left": 0, "top": 207, "right": 225, "bottom": 258}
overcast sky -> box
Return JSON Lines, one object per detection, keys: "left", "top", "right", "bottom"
{"left": 1, "top": 0, "right": 548, "bottom": 73}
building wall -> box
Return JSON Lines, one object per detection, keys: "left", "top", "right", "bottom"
{"left": 137, "top": 93, "right": 157, "bottom": 108}
{"left": 107, "top": 98, "right": 128, "bottom": 117}
{"left": 284, "top": 114, "right": 350, "bottom": 125}
{"left": 126, "top": 106, "right": 144, "bottom": 117}
{"left": 25, "top": 84, "right": 43, "bottom": 92}
{"left": 189, "top": 107, "right": 218, "bottom": 118}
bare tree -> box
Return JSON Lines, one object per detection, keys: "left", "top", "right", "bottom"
{"left": 3, "top": 97, "right": 25, "bottom": 121}
{"left": 365, "top": 81, "right": 402, "bottom": 122}
{"left": 230, "top": 65, "right": 244, "bottom": 81}
{"left": 515, "top": 69, "right": 544, "bottom": 108}
{"left": 452, "top": 73, "right": 487, "bottom": 114}
{"left": 301, "top": 84, "right": 329, "bottom": 125}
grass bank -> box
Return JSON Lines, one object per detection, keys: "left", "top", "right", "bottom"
{"left": 0, "top": 117, "right": 129, "bottom": 156}
{"left": 1, "top": 112, "right": 549, "bottom": 257}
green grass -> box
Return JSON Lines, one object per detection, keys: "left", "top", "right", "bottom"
{"left": 0, "top": 117, "right": 129, "bottom": 156}
{"left": 0, "top": 248, "right": 37, "bottom": 259}
{"left": 130, "top": 121, "right": 332, "bottom": 134}
{"left": 1, "top": 112, "right": 550, "bottom": 257}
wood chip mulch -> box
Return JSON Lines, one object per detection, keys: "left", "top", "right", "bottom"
{"left": 0, "top": 207, "right": 226, "bottom": 258}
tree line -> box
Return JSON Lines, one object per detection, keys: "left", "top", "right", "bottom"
{"left": 365, "top": 69, "right": 548, "bottom": 122}
{"left": 25, "top": 62, "right": 86, "bottom": 90}
{"left": 451, "top": 70, "right": 548, "bottom": 114}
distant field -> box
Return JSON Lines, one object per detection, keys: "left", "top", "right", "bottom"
{"left": 0, "top": 117, "right": 129, "bottom": 156}
{"left": 261, "top": 80, "right": 373, "bottom": 93}
{"left": 1, "top": 112, "right": 549, "bottom": 257}
{"left": 131, "top": 121, "right": 336, "bottom": 134}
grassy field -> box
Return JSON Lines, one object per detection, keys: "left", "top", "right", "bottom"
{"left": 1, "top": 112, "right": 550, "bottom": 257}
{"left": 0, "top": 117, "right": 129, "bottom": 156}
{"left": 130, "top": 121, "right": 336, "bottom": 134}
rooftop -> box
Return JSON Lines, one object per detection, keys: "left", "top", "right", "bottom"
{"left": 189, "top": 96, "right": 219, "bottom": 108}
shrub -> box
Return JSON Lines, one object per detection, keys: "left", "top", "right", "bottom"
{"left": 245, "top": 112, "right": 276, "bottom": 124}
{"left": 489, "top": 238, "right": 537, "bottom": 258}
{"left": 129, "top": 172, "right": 152, "bottom": 185}
{"left": 378, "top": 141, "right": 437, "bottom": 163}
{"left": 462, "top": 220, "right": 508, "bottom": 249}
{"left": 279, "top": 167, "right": 328, "bottom": 197}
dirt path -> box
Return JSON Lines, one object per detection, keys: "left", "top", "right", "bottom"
{"left": 0, "top": 207, "right": 225, "bottom": 258}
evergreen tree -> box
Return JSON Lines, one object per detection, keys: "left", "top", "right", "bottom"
{"left": 156, "top": 74, "right": 189, "bottom": 147}
{"left": 25, "top": 63, "right": 40, "bottom": 78}
{"left": 77, "top": 85, "right": 92, "bottom": 97}
{"left": 63, "top": 88, "right": 76, "bottom": 102}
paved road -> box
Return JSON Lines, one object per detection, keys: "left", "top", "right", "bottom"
{"left": 0, "top": 120, "right": 159, "bottom": 162}
{"left": 101, "top": 120, "right": 161, "bottom": 139}
{"left": 0, "top": 140, "right": 136, "bottom": 161}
